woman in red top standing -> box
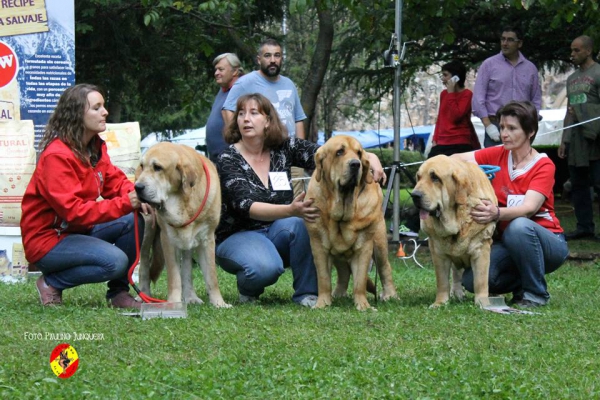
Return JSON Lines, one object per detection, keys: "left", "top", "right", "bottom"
{"left": 20, "top": 84, "right": 153, "bottom": 309}
{"left": 429, "top": 60, "right": 480, "bottom": 158}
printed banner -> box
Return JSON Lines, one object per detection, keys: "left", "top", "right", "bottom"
{"left": 0, "top": 0, "right": 75, "bottom": 149}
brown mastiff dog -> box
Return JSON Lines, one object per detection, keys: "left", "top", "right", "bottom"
{"left": 305, "top": 135, "right": 397, "bottom": 311}
{"left": 411, "top": 155, "right": 497, "bottom": 308}
{"left": 135, "top": 142, "right": 230, "bottom": 307}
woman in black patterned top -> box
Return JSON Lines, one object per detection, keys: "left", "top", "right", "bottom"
{"left": 216, "top": 93, "right": 384, "bottom": 307}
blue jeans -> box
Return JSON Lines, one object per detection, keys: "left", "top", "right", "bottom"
{"left": 462, "top": 217, "right": 569, "bottom": 305}
{"left": 569, "top": 160, "right": 600, "bottom": 234}
{"left": 216, "top": 217, "right": 318, "bottom": 303}
{"left": 36, "top": 213, "right": 144, "bottom": 299}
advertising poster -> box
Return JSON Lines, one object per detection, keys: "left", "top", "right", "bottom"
{"left": 0, "top": 0, "right": 75, "bottom": 146}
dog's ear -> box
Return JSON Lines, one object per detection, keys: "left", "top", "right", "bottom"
{"left": 452, "top": 168, "right": 470, "bottom": 205}
{"left": 314, "top": 147, "right": 325, "bottom": 182}
{"left": 360, "top": 150, "right": 373, "bottom": 184}
{"left": 177, "top": 159, "right": 197, "bottom": 191}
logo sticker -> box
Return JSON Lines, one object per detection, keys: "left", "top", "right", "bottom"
{"left": 0, "top": 41, "right": 18, "bottom": 89}
{"left": 49, "top": 343, "right": 79, "bottom": 379}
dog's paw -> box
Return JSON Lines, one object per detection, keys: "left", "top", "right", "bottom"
{"left": 450, "top": 287, "right": 465, "bottom": 301}
{"left": 380, "top": 287, "right": 398, "bottom": 302}
{"left": 332, "top": 288, "right": 349, "bottom": 298}
{"left": 313, "top": 296, "right": 332, "bottom": 309}
{"left": 212, "top": 300, "right": 232, "bottom": 309}
{"left": 184, "top": 295, "right": 204, "bottom": 305}
{"left": 354, "top": 298, "right": 373, "bottom": 311}
{"left": 429, "top": 301, "right": 448, "bottom": 309}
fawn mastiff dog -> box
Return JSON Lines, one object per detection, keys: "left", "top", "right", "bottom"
{"left": 135, "top": 142, "right": 230, "bottom": 307}
{"left": 411, "top": 155, "right": 497, "bottom": 308}
{"left": 305, "top": 135, "right": 397, "bottom": 311}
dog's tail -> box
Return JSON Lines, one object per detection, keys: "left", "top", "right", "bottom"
{"left": 367, "top": 278, "right": 376, "bottom": 295}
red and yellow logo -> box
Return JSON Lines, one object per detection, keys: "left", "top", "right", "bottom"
{"left": 49, "top": 343, "right": 79, "bottom": 379}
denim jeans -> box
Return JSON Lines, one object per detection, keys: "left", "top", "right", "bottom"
{"left": 462, "top": 217, "right": 569, "bottom": 305}
{"left": 216, "top": 217, "right": 318, "bottom": 303}
{"left": 568, "top": 159, "right": 600, "bottom": 234}
{"left": 36, "top": 213, "right": 144, "bottom": 299}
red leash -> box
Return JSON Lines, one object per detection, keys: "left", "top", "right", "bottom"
{"left": 128, "top": 158, "right": 212, "bottom": 303}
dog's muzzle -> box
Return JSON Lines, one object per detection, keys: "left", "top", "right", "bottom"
{"left": 410, "top": 190, "right": 440, "bottom": 219}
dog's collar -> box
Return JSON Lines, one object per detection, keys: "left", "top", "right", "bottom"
{"left": 169, "top": 158, "right": 211, "bottom": 228}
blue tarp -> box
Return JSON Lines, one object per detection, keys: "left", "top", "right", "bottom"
{"left": 317, "top": 125, "right": 434, "bottom": 150}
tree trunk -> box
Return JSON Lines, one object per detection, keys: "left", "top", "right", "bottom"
{"left": 300, "top": 0, "right": 333, "bottom": 143}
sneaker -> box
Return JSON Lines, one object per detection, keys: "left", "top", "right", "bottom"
{"left": 36, "top": 276, "right": 62, "bottom": 306}
{"left": 298, "top": 294, "right": 318, "bottom": 308}
{"left": 108, "top": 291, "right": 142, "bottom": 310}
{"left": 398, "top": 224, "right": 419, "bottom": 238}
{"left": 565, "top": 230, "right": 594, "bottom": 241}
{"left": 513, "top": 298, "right": 543, "bottom": 308}
{"left": 239, "top": 294, "right": 258, "bottom": 304}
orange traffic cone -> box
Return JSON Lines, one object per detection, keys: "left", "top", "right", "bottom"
{"left": 396, "top": 242, "right": 406, "bottom": 257}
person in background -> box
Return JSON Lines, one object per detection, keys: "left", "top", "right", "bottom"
{"left": 20, "top": 84, "right": 154, "bottom": 309}
{"left": 429, "top": 60, "right": 480, "bottom": 158}
{"left": 216, "top": 93, "right": 385, "bottom": 306}
{"left": 205, "top": 53, "right": 244, "bottom": 163}
{"left": 453, "top": 101, "right": 568, "bottom": 308}
{"left": 472, "top": 27, "right": 542, "bottom": 147}
{"left": 558, "top": 35, "right": 600, "bottom": 241}
{"left": 222, "top": 38, "right": 307, "bottom": 196}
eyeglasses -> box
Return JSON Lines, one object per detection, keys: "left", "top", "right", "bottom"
{"left": 500, "top": 37, "right": 520, "bottom": 43}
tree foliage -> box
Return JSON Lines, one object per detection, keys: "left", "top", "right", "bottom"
{"left": 75, "top": 0, "right": 600, "bottom": 137}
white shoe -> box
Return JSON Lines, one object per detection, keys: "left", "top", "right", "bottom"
{"left": 298, "top": 295, "right": 318, "bottom": 307}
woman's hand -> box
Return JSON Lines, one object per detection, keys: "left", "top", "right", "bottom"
{"left": 129, "top": 191, "right": 157, "bottom": 227}
{"left": 470, "top": 199, "right": 499, "bottom": 224}
{"left": 366, "top": 153, "right": 387, "bottom": 185}
{"left": 290, "top": 192, "right": 320, "bottom": 222}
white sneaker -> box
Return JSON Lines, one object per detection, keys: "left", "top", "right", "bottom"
{"left": 398, "top": 224, "right": 419, "bottom": 237}
{"left": 298, "top": 295, "right": 318, "bottom": 307}
{"left": 239, "top": 294, "right": 258, "bottom": 304}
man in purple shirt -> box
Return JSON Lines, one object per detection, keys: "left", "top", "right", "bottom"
{"left": 472, "top": 27, "right": 542, "bottom": 147}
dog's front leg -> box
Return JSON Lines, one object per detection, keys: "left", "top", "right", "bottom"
{"left": 160, "top": 231, "right": 182, "bottom": 303}
{"left": 351, "top": 245, "right": 374, "bottom": 311}
{"left": 180, "top": 249, "right": 203, "bottom": 305}
{"left": 196, "top": 238, "right": 231, "bottom": 308}
{"left": 311, "top": 238, "right": 333, "bottom": 308}
{"left": 471, "top": 242, "right": 491, "bottom": 307}
{"left": 451, "top": 266, "right": 465, "bottom": 301}
{"left": 431, "top": 255, "right": 452, "bottom": 308}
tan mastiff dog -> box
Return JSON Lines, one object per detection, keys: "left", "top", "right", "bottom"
{"left": 411, "top": 155, "right": 497, "bottom": 308}
{"left": 305, "top": 135, "right": 397, "bottom": 311}
{"left": 135, "top": 142, "right": 230, "bottom": 307}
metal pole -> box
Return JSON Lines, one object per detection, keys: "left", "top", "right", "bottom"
{"left": 391, "top": 0, "right": 403, "bottom": 243}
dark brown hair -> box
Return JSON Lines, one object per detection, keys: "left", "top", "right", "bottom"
{"left": 224, "top": 93, "right": 288, "bottom": 148}
{"left": 497, "top": 101, "right": 538, "bottom": 144}
{"left": 39, "top": 83, "right": 104, "bottom": 165}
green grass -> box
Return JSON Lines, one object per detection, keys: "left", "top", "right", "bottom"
{"left": 1, "top": 208, "right": 599, "bottom": 399}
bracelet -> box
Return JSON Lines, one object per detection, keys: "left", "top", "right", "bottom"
{"left": 495, "top": 206, "right": 500, "bottom": 221}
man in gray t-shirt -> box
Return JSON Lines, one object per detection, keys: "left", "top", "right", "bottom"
{"left": 222, "top": 39, "right": 306, "bottom": 139}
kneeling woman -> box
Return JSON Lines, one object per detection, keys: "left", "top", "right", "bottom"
{"left": 21, "top": 84, "right": 153, "bottom": 309}
{"left": 215, "top": 93, "right": 385, "bottom": 306}
{"left": 452, "top": 101, "right": 568, "bottom": 307}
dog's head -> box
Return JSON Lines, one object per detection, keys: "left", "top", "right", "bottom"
{"left": 314, "top": 135, "right": 372, "bottom": 191}
{"left": 135, "top": 142, "right": 198, "bottom": 209}
{"left": 411, "top": 155, "right": 474, "bottom": 219}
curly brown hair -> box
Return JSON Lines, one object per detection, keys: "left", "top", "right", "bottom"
{"left": 39, "top": 83, "right": 104, "bottom": 165}
{"left": 223, "top": 93, "right": 288, "bottom": 148}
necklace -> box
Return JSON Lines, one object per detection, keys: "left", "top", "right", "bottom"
{"left": 512, "top": 148, "right": 532, "bottom": 170}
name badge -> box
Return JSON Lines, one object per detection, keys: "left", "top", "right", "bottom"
{"left": 506, "top": 194, "right": 525, "bottom": 208}
{"left": 269, "top": 172, "right": 291, "bottom": 191}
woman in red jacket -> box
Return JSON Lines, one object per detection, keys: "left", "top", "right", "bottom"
{"left": 428, "top": 60, "right": 481, "bottom": 158}
{"left": 20, "top": 84, "right": 153, "bottom": 309}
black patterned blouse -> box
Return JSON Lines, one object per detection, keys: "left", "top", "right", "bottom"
{"left": 215, "top": 138, "right": 318, "bottom": 243}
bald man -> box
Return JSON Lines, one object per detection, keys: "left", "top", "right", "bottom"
{"left": 559, "top": 35, "right": 600, "bottom": 240}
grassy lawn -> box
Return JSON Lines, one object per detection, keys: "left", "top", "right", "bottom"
{"left": 1, "top": 205, "right": 599, "bottom": 399}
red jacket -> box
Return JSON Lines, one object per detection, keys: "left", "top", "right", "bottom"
{"left": 20, "top": 138, "right": 134, "bottom": 263}
{"left": 433, "top": 89, "right": 478, "bottom": 147}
